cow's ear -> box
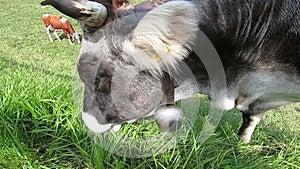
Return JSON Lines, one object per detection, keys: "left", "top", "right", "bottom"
{"left": 125, "top": 1, "right": 199, "bottom": 75}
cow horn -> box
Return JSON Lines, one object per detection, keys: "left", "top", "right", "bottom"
{"left": 40, "top": 0, "right": 108, "bottom": 27}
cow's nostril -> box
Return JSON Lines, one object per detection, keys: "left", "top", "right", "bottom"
{"left": 95, "top": 77, "right": 111, "bottom": 93}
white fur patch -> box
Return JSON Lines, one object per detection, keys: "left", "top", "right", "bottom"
{"left": 43, "top": 14, "right": 50, "bottom": 17}
{"left": 240, "top": 113, "right": 265, "bottom": 143}
{"left": 124, "top": 1, "right": 199, "bottom": 76}
{"left": 236, "top": 104, "right": 249, "bottom": 111}
{"left": 60, "top": 17, "right": 67, "bottom": 23}
{"left": 213, "top": 97, "right": 235, "bottom": 110}
{"left": 81, "top": 111, "right": 113, "bottom": 133}
{"left": 111, "top": 124, "right": 122, "bottom": 132}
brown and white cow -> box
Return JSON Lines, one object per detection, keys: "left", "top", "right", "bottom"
{"left": 41, "top": 0, "right": 300, "bottom": 143}
{"left": 42, "top": 14, "right": 80, "bottom": 44}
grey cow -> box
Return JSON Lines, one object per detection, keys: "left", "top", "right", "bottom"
{"left": 41, "top": 0, "right": 300, "bottom": 143}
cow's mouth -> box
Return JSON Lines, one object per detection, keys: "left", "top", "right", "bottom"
{"left": 82, "top": 103, "right": 184, "bottom": 133}
{"left": 82, "top": 111, "right": 113, "bottom": 133}
{"left": 82, "top": 110, "right": 157, "bottom": 133}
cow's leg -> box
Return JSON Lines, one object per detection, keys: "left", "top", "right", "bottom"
{"left": 70, "top": 34, "right": 75, "bottom": 41}
{"left": 67, "top": 34, "right": 72, "bottom": 44}
{"left": 45, "top": 26, "right": 53, "bottom": 42}
{"left": 238, "top": 112, "right": 265, "bottom": 143}
{"left": 53, "top": 30, "right": 61, "bottom": 41}
{"left": 238, "top": 100, "right": 291, "bottom": 143}
{"left": 63, "top": 30, "right": 72, "bottom": 44}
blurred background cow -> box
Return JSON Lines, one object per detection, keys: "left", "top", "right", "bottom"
{"left": 42, "top": 14, "right": 81, "bottom": 44}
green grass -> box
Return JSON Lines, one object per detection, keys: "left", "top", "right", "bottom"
{"left": 1, "top": 0, "right": 300, "bottom": 168}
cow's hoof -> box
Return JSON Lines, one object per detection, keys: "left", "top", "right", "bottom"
{"left": 154, "top": 104, "right": 183, "bottom": 132}
{"left": 239, "top": 134, "right": 251, "bottom": 144}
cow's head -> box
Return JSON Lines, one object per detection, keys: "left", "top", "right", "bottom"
{"left": 43, "top": 0, "right": 199, "bottom": 132}
{"left": 72, "top": 32, "right": 81, "bottom": 43}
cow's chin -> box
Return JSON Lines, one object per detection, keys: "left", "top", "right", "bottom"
{"left": 81, "top": 109, "right": 156, "bottom": 133}
{"left": 81, "top": 111, "right": 113, "bottom": 133}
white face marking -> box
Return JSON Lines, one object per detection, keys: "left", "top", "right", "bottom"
{"left": 81, "top": 109, "right": 157, "bottom": 133}
{"left": 81, "top": 112, "right": 112, "bottom": 133}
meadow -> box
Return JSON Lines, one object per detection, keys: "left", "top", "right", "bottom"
{"left": 0, "top": 0, "right": 299, "bottom": 168}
